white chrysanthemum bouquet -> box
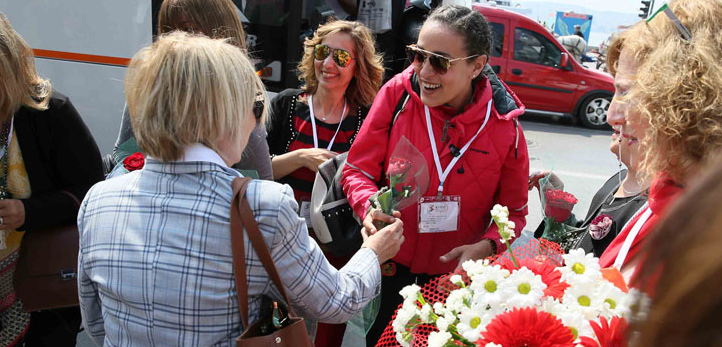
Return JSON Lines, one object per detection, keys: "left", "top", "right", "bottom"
{"left": 390, "top": 204, "right": 647, "bottom": 347}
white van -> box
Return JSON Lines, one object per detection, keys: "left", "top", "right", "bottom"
{"left": 0, "top": 0, "right": 319, "bottom": 157}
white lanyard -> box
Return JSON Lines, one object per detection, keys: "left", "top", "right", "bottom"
{"left": 424, "top": 101, "right": 492, "bottom": 198}
{"left": 613, "top": 202, "right": 652, "bottom": 269}
{"left": 308, "top": 94, "right": 347, "bottom": 151}
{"left": 0, "top": 118, "right": 14, "bottom": 160}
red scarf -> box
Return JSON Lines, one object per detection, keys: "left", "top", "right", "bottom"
{"left": 599, "top": 174, "right": 682, "bottom": 268}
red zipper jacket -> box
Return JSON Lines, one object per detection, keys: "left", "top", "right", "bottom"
{"left": 342, "top": 66, "right": 529, "bottom": 275}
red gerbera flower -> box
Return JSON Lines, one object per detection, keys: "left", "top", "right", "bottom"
{"left": 477, "top": 307, "right": 576, "bottom": 347}
{"left": 495, "top": 257, "right": 569, "bottom": 300}
{"left": 578, "top": 316, "right": 628, "bottom": 347}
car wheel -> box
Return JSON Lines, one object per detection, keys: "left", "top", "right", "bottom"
{"left": 578, "top": 94, "right": 611, "bottom": 129}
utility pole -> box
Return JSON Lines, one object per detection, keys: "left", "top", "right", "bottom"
{"left": 639, "top": 0, "right": 652, "bottom": 19}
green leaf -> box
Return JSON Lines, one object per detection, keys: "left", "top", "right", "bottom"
{"left": 377, "top": 189, "right": 394, "bottom": 214}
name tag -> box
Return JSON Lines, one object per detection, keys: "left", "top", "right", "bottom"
{"left": 418, "top": 196, "right": 461, "bottom": 233}
{"left": 299, "top": 200, "right": 312, "bottom": 228}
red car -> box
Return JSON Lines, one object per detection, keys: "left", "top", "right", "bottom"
{"left": 473, "top": 4, "right": 614, "bottom": 129}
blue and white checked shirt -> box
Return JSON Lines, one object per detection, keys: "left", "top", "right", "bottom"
{"left": 78, "top": 147, "right": 381, "bottom": 347}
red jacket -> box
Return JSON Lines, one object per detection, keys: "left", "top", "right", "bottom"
{"left": 342, "top": 67, "right": 529, "bottom": 275}
{"left": 599, "top": 174, "right": 682, "bottom": 270}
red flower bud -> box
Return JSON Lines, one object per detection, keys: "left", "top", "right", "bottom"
{"left": 544, "top": 189, "right": 578, "bottom": 222}
{"left": 123, "top": 152, "right": 145, "bottom": 172}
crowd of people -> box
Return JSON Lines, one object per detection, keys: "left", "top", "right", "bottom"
{"left": 1, "top": 0, "right": 721, "bottom": 346}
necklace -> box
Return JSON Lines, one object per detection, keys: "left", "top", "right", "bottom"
{"left": 312, "top": 95, "right": 347, "bottom": 122}
{"left": 0, "top": 121, "right": 11, "bottom": 200}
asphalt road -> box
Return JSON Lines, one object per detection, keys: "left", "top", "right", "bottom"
{"left": 75, "top": 114, "right": 619, "bottom": 347}
{"left": 521, "top": 113, "right": 618, "bottom": 233}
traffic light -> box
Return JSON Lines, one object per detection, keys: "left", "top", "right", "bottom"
{"left": 639, "top": 0, "right": 652, "bottom": 19}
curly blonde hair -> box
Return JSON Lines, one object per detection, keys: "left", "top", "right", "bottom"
{"left": 297, "top": 20, "right": 384, "bottom": 108}
{"left": 0, "top": 13, "right": 52, "bottom": 121}
{"left": 607, "top": 0, "right": 722, "bottom": 183}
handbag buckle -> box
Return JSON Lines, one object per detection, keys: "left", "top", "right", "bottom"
{"left": 60, "top": 269, "right": 76, "bottom": 280}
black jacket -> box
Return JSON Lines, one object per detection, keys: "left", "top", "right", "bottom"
{"left": 14, "top": 92, "right": 104, "bottom": 231}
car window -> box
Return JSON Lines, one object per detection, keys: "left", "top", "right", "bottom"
{"left": 513, "top": 28, "right": 562, "bottom": 67}
{"left": 490, "top": 22, "right": 504, "bottom": 57}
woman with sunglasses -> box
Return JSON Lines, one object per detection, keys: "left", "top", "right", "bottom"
{"left": 110, "top": 0, "right": 274, "bottom": 180}
{"left": 265, "top": 19, "right": 384, "bottom": 347}
{"left": 342, "top": 5, "right": 529, "bottom": 345}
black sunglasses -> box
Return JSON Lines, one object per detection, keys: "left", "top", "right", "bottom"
{"left": 406, "top": 45, "right": 479, "bottom": 74}
{"left": 253, "top": 92, "right": 265, "bottom": 122}
{"left": 313, "top": 44, "right": 355, "bottom": 68}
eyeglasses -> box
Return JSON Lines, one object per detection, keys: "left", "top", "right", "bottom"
{"left": 253, "top": 92, "right": 265, "bottom": 122}
{"left": 313, "top": 44, "right": 355, "bottom": 68}
{"left": 647, "top": 3, "right": 692, "bottom": 41}
{"left": 406, "top": 45, "right": 479, "bottom": 74}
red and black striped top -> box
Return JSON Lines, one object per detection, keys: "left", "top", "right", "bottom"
{"left": 267, "top": 89, "right": 367, "bottom": 203}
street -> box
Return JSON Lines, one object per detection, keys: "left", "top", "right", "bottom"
{"left": 521, "top": 113, "right": 618, "bottom": 233}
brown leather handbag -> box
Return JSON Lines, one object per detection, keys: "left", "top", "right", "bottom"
{"left": 230, "top": 177, "right": 313, "bottom": 347}
{"left": 13, "top": 191, "right": 81, "bottom": 311}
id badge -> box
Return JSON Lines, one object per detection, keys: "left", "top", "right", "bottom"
{"left": 418, "top": 195, "right": 461, "bottom": 233}
{"left": 299, "top": 199, "right": 312, "bottom": 228}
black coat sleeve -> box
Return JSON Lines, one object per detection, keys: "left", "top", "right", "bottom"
{"left": 18, "top": 94, "right": 105, "bottom": 231}
{"left": 266, "top": 89, "right": 300, "bottom": 156}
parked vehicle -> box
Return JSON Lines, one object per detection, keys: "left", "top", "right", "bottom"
{"left": 473, "top": 4, "right": 614, "bottom": 129}
{"left": 0, "top": 0, "right": 312, "bottom": 155}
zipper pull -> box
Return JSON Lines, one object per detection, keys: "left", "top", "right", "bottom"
{"left": 441, "top": 120, "right": 450, "bottom": 143}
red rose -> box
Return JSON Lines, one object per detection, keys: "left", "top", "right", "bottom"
{"left": 387, "top": 157, "right": 411, "bottom": 177}
{"left": 123, "top": 152, "right": 145, "bottom": 172}
{"left": 544, "top": 189, "right": 578, "bottom": 222}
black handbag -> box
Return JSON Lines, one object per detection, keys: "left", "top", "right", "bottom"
{"left": 309, "top": 90, "right": 412, "bottom": 257}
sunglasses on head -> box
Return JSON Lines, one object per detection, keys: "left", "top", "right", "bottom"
{"left": 313, "top": 44, "right": 355, "bottom": 68}
{"left": 646, "top": 3, "right": 692, "bottom": 41}
{"left": 253, "top": 92, "right": 265, "bottom": 122}
{"left": 406, "top": 45, "right": 479, "bottom": 74}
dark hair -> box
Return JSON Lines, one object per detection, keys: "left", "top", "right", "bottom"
{"left": 158, "top": 0, "right": 246, "bottom": 51}
{"left": 426, "top": 5, "right": 492, "bottom": 59}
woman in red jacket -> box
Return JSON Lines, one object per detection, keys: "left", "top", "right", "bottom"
{"left": 341, "top": 6, "right": 529, "bottom": 345}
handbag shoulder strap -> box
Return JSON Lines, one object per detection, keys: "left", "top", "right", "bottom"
{"left": 230, "top": 177, "right": 298, "bottom": 327}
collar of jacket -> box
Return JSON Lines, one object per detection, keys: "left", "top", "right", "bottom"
{"left": 399, "top": 65, "right": 526, "bottom": 124}
{"left": 142, "top": 158, "right": 240, "bottom": 177}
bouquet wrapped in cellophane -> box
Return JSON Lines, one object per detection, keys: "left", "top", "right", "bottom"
{"left": 369, "top": 136, "right": 430, "bottom": 229}
{"left": 376, "top": 205, "right": 647, "bottom": 347}
{"left": 538, "top": 172, "right": 585, "bottom": 252}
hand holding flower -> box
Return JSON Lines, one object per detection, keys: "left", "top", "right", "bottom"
{"left": 362, "top": 209, "right": 399, "bottom": 239}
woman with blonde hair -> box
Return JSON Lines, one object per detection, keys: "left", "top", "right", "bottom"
{"left": 111, "top": 0, "right": 274, "bottom": 180}
{"left": 0, "top": 12, "right": 104, "bottom": 346}
{"left": 78, "top": 32, "right": 403, "bottom": 347}
{"left": 598, "top": 0, "right": 722, "bottom": 281}
{"left": 265, "top": 19, "right": 384, "bottom": 346}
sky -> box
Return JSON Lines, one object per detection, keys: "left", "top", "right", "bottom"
{"left": 521, "top": 0, "right": 665, "bottom": 15}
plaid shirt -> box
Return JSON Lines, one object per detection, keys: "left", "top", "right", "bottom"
{"left": 78, "top": 156, "right": 381, "bottom": 347}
